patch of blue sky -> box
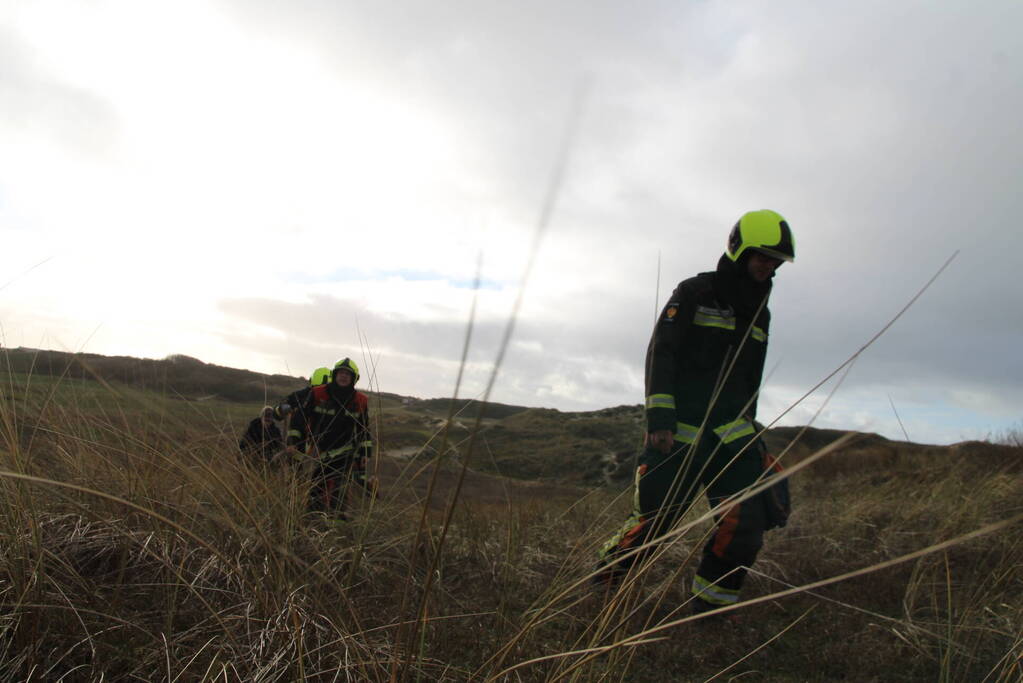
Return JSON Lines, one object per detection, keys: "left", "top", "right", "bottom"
{"left": 0, "top": 188, "right": 16, "bottom": 221}
{"left": 0, "top": 193, "right": 38, "bottom": 233}
{"left": 798, "top": 391, "right": 1011, "bottom": 445}
{"left": 893, "top": 399, "right": 1013, "bottom": 444}
{"left": 289, "top": 267, "right": 504, "bottom": 290}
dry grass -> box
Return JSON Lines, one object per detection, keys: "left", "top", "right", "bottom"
{"left": 1, "top": 367, "right": 1021, "bottom": 681}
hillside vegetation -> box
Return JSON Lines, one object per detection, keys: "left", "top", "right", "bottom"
{"left": 3, "top": 347, "right": 306, "bottom": 404}
{"left": 0, "top": 349, "right": 1021, "bottom": 681}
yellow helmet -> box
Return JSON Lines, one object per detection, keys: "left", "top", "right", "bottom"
{"left": 726, "top": 209, "right": 795, "bottom": 263}
{"left": 333, "top": 357, "right": 360, "bottom": 384}
{"left": 309, "top": 367, "right": 331, "bottom": 386}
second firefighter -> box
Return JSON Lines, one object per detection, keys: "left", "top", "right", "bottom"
{"left": 291, "top": 358, "right": 375, "bottom": 516}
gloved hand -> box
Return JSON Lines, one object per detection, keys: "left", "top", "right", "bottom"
{"left": 276, "top": 403, "right": 292, "bottom": 417}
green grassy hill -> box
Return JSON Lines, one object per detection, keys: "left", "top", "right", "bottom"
{"left": 1, "top": 348, "right": 1020, "bottom": 681}
{"left": 4, "top": 346, "right": 305, "bottom": 403}
{"left": 0, "top": 347, "right": 938, "bottom": 487}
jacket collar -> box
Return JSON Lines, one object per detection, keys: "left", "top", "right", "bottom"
{"left": 713, "top": 253, "right": 772, "bottom": 317}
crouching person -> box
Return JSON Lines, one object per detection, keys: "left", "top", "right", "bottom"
{"left": 238, "top": 406, "right": 284, "bottom": 465}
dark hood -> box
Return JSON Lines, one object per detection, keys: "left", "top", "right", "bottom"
{"left": 327, "top": 382, "right": 356, "bottom": 405}
{"left": 714, "top": 253, "right": 772, "bottom": 317}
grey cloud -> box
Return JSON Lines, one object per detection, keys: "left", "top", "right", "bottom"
{"left": 0, "top": 28, "right": 119, "bottom": 157}
{"left": 43, "top": 0, "right": 1020, "bottom": 440}
{"left": 218, "top": 294, "right": 496, "bottom": 361}
{"left": 214, "top": 1, "right": 719, "bottom": 209}
{"left": 216, "top": 289, "right": 648, "bottom": 408}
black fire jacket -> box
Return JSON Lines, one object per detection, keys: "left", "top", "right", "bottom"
{"left": 645, "top": 254, "right": 773, "bottom": 436}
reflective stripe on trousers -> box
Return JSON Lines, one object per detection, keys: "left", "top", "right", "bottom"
{"left": 692, "top": 574, "right": 740, "bottom": 605}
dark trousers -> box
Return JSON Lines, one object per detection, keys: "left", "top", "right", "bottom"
{"left": 599, "top": 432, "right": 769, "bottom": 604}
{"left": 308, "top": 457, "right": 366, "bottom": 515}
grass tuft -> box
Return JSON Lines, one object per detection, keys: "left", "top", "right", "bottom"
{"left": 1, "top": 360, "right": 1020, "bottom": 680}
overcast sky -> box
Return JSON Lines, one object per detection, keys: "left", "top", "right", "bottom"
{"left": 2, "top": 1, "right": 1020, "bottom": 445}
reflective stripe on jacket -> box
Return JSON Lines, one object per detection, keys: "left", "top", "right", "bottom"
{"left": 302, "top": 385, "right": 374, "bottom": 461}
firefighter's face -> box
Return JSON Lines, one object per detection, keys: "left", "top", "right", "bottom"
{"left": 334, "top": 369, "right": 354, "bottom": 387}
{"left": 746, "top": 251, "right": 782, "bottom": 283}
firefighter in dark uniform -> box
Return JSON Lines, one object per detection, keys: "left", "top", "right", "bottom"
{"left": 298, "top": 358, "right": 374, "bottom": 516}
{"left": 596, "top": 209, "right": 795, "bottom": 614}
{"left": 274, "top": 366, "right": 331, "bottom": 458}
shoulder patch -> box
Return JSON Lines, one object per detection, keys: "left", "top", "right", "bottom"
{"left": 662, "top": 302, "right": 680, "bottom": 323}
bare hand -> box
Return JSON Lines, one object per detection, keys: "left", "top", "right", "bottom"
{"left": 648, "top": 429, "right": 674, "bottom": 454}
